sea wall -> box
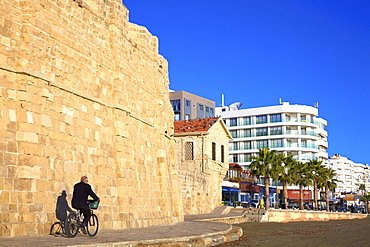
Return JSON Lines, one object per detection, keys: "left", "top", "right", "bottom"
{"left": 264, "top": 209, "right": 367, "bottom": 222}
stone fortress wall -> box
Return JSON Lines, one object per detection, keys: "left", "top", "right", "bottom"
{"left": 0, "top": 0, "right": 183, "bottom": 236}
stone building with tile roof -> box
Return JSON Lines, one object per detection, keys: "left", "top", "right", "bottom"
{"left": 174, "top": 117, "right": 232, "bottom": 214}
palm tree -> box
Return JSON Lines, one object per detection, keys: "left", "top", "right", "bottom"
{"left": 249, "top": 147, "right": 278, "bottom": 210}
{"left": 307, "top": 159, "right": 326, "bottom": 210}
{"left": 291, "top": 161, "right": 311, "bottom": 210}
{"left": 275, "top": 153, "right": 296, "bottom": 209}
{"left": 359, "top": 184, "right": 368, "bottom": 213}
{"left": 359, "top": 184, "right": 366, "bottom": 195}
{"left": 318, "top": 168, "right": 337, "bottom": 212}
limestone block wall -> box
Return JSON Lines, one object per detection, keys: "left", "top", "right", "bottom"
{"left": 264, "top": 209, "right": 367, "bottom": 222}
{"left": 176, "top": 122, "right": 230, "bottom": 215}
{"left": 0, "top": 0, "right": 183, "bottom": 237}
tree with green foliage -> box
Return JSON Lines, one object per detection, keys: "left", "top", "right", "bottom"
{"left": 307, "top": 159, "right": 326, "bottom": 210}
{"left": 318, "top": 168, "right": 337, "bottom": 212}
{"left": 249, "top": 147, "right": 278, "bottom": 210}
{"left": 291, "top": 161, "right": 311, "bottom": 210}
{"left": 359, "top": 184, "right": 368, "bottom": 213}
{"left": 275, "top": 153, "right": 296, "bottom": 209}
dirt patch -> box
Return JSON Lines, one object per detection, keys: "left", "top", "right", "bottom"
{"left": 217, "top": 216, "right": 370, "bottom": 246}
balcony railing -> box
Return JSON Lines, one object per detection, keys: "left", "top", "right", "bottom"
{"left": 226, "top": 117, "right": 320, "bottom": 127}
{"left": 231, "top": 130, "right": 318, "bottom": 139}
{"left": 229, "top": 143, "right": 319, "bottom": 151}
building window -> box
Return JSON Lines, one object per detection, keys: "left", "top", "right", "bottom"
{"left": 270, "top": 126, "right": 282, "bottom": 135}
{"left": 230, "top": 130, "right": 238, "bottom": 138}
{"left": 301, "top": 115, "right": 307, "bottom": 122}
{"left": 256, "top": 140, "right": 268, "bottom": 149}
{"left": 301, "top": 140, "right": 308, "bottom": 148}
{"left": 269, "top": 139, "right": 283, "bottom": 148}
{"left": 270, "top": 114, "right": 282, "bottom": 123}
{"left": 256, "top": 115, "right": 267, "bottom": 124}
{"left": 170, "top": 100, "right": 180, "bottom": 112}
{"left": 206, "top": 106, "right": 209, "bottom": 113}
{"left": 212, "top": 142, "right": 216, "bottom": 161}
{"left": 185, "top": 100, "right": 190, "bottom": 107}
{"left": 256, "top": 127, "right": 268, "bottom": 136}
{"left": 184, "top": 141, "right": 194, "bottom": 160}
{"left": 232, "top": 154, "right": 238, "bottom": 163}
{"left": 210, "top": 108, "right": 214, "bottom": 114}
{"left": 243, "top": 117, "right": 251, "bottom": 125}
{"left": 240, "top": 129, "right": 251, "bottom": 137}
{"left": 174, "top": 113, "right": 180, "bottom": 121}
{"left": 232, "top": 142, "right": 238, "bottom": 151}
{"left": 185, "top": 114, "right": 190, "bottom": 120}
{"left": 241, "top": 153, "right": 251, "bottom": 162}
{"left": 221, "top": 145, "right": 225, "bottom": 162}
{"left": 229, "top": 118, "right": 237, "bottom": 127}
{"left": 197, "top": 103, "right": 204, "bottom": 118}
{"left": 243, "top": 141, "right": 252, "bottom": 150}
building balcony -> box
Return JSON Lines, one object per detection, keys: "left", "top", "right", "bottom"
{"left": 316, "top": 128, "right": 328, "bottom": 137}
{"left": 229, "top": 143, "right": 320, "bottom": 152}
{"left": 226, "top": 117, "right": 322, "bottom": 128}
{"left": 317, "top": 139, "right": 328, "bottom": 148}
{"left": 318, "top": 151, "right": 329, "bottom": 159}
{"left": 230, "top": 130, "right": 319, "bottom": 140}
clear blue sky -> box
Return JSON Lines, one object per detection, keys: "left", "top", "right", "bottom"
{"left": 123, "top": 1, "right": 370, "bottom": 164}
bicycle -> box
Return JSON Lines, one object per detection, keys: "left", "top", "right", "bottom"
{"left": 50, "top": 220, "right": 65, "bottom": 236}
{"left": 65, "top": 200, "right": 99, "bottom": 238}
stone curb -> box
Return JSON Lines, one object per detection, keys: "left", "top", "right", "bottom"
{"left": 66, "top": 226, "right": 242, "bottom": 247}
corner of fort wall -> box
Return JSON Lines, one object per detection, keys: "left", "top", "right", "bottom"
{"left": 0, "top": 0, "right": 182, "bottom": 237}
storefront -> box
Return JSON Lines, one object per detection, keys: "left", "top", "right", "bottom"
{"left": 222, "top": 187, "right": 240, "bottom": 206}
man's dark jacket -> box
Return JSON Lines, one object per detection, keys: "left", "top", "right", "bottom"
{"left": 71, "top": 182, "right": 99, "bottom": 209}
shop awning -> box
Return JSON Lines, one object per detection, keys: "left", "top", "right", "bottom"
{"left": 222, "top": 187, "right": 240, "bottom": 192}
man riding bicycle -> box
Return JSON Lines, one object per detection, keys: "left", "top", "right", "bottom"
{"left": 71, "top": 176, "right": 99, "bottom": 230}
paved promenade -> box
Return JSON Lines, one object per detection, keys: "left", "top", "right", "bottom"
{"left": 0, "top": 211, "right": 244, "bottom": 247}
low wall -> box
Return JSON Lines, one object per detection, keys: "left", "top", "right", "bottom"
{"left": 264, "top": 209, "right": 368, "bottom": 223}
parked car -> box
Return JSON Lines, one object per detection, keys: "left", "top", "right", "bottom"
{"left": 250, "top": 199, "right": 260, "bottom": 208}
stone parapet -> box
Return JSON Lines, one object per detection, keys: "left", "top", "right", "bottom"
{"left": 265, "top": 209, "right": 367, "bottom": 223}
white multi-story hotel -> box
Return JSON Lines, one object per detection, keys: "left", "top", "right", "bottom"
{"left": 216, "top": 101, "right": 328, "bottom": 170}
{"left": 327, "top": 154, "right": 370, "bottom": 197}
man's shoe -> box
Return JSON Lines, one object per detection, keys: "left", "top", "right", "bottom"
{"left": 80, "top": 224, "right": 87, "bottom": 234}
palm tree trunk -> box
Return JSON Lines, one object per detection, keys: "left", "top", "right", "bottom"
{"left": 283, "top": 180, "right": 288, "bottom": 209}
{"left": 265, "top": 177, "right": 270, "bottom": 210}
{"left": 299, "top": 183, "right": 304, "bottom": 210}
{"left": 313, "top": 181, "right": 317, "bottom": 211}
{"left": 325, "top": 187, "right": 330, "bottom": 212}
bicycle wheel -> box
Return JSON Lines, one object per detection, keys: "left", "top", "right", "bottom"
{"left": 65, "top": 212, "right": 79, "bottom": 238}
{"left": 87, "top": 214, "right": 99, "bottom": 236}
{"left": 50, "top": 221, "right": 64, "bottom": 236}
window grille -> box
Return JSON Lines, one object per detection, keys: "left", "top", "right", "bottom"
{"left": 184, "top": 141, "right": 194, "bottom": 160}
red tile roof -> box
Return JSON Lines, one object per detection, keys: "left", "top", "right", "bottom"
{"left": 174, "top": 117, "right": 220, "bottom": 134}
{"left": 229, "top": 163, "right": 243, "bottom": 170}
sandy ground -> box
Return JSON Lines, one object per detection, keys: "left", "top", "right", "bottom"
{"left": 218, "top": 215, "right": 370, "bottom": 247}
